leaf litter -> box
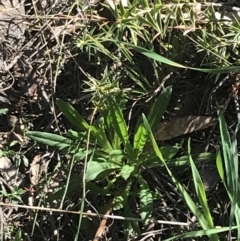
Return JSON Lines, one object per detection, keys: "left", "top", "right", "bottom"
{"left": 154, "top": 115, "right": 215, "bottom": 141}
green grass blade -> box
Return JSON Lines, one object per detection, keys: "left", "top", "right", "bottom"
{"left": 230, "top": 118, "right": 240, "bottom": 238}
{"left": 216, "top": 150, "right": 224, "bottom": 181}
{"left": 146, "top": 152, "right": 216, "bottom": 168}
{"left": 148, "top": 86, "right": 172, "bottom": 130}
{"left": 188, "top": 139, "right": 218, "bottom": 241}
{"left": 56, "top": 99, "right": 90, "bottom": 131}
{"left": 234, "top": 206, "right": 240, "bottom": 240}
{"left": 218, "top": 110, "right": 233, "bottom": 193}
{"left": 163, "top": 226, "right": 240, "bottom": 241}
{"left": 123, "top": 43, "right": 240, "bottom": 73}
{"left": 142, "top": 114, "right": 210, "bottom": 230}
{"left": 218, "top": 110, "right": 240, "bottom": 238}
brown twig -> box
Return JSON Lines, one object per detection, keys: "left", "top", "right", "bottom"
{"left": 0, "top": 202, "right": 189, "bottom": 226}
{"left": 93, "top": 207, "right": 112, "bottom": 241}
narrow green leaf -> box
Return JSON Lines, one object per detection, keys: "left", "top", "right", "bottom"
{"left": 26, "top": 131, "right": 74, "bottom": 148}
{"left": 146, "top": 152, "right": 216, "bottom": 168}
{"left": 114, "top": 182, "right": 132, "bottom": 210}
{"left": 26, "top": 131, "right": 87, "bottom": 159}
{"left": 102, "top": 111, "right": 116, "bottom": 146}
{"left": 85, "top": 158, "right": 120, "bottom": 181}
{"left": 229, "top": 116, "right": 240, "bottom": 238}
{"left": 163, "top": 226, "right": 240, "bottom": 241}
{"left": 161, "top": 145, "right": 180, "bottom": 159}
{"left": 107, "top": 95, "right": 134, "bottom": 156}
{"left": 56, "top": 99, "right": 90, "bottom": 131}
{"left": 188, "top": 139, "right": 216, "bottom": 236}
{"left": 138, "top": 16, "right": 157, "bottom": 30}
{"left": 124, "top": 2, "right": 138, "bottom": 18}
{"left": 148, "top": 86, "right": 172, "bottom": 131}
{"left": 216, "top": 150, "right": 224, "bottom": 181}
{"left": 134, "top": 86, "right": 172, "bottom": 151}
{"left": 133, "top": 122, "right": 148, "bottom": 150}
{"left": 94, "top": 118, "right": 113, "bottom": 151}
{"left": 142, "top": 115, "right": 164, "bottom": 163}
{"left": 139, "top": 176, "right": 153, "bottom": 224}
{"left": 218, "top": 109, "right": 240, "bottom": 237}
{"left": 107, "top": 96, "right": 128, "bottom": 145}
{"left": 119, "top": 0, "right": 127, "bottom": 15}
{"left": 14, "top": 228, "right": 22, "bottom": 241}
{"left": 141, "top": 0, "right": 149, "bottom": 8}
{"left": 123, "top": 43, "right": 240, "bottom": 73}
{"left": 58, "top": 100, "right": 112, "bottom": 151}
{"left": 218, "top": 110, "right": 233, "bottom": 193}
{"left": 217, "top": 111, "right": 240, "bottom": 238}
{"left": 66, "top": 130, "right": 86, "bottom": 140}
{"left": 142, "top": 114, "right": 210, "bottom": 230}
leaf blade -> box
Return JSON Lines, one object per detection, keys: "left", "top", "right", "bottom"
{"left": 56, "top": 99, "right": 90, "bottom": 131}
{"left": 139, "top": 176, "right": 153, "bottom": 224}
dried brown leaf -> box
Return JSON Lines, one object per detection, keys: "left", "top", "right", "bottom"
{"left": 0, "top": 157, "right": 24, "bottom": 190}
{"left": 154, "top": 116, "right": 214, "bottom": 141}
{"left": 30, "top": 155, "right": 41, "bottom": 186}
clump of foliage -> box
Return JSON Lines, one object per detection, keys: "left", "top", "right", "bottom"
{"left": 5, "top": 0, "right": 240, "bottom": 240}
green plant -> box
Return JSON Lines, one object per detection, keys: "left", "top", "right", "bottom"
{"left": 217, "top": 110, "right": 240, "bottom": 240}
{"left": 25, "top": 78, "right": 236, "bottom": 240}
{"left": 0, "top": 108, "right": 8, "bottom": 115}
{"left": 23, "top": 1, "right": 240, "bottom": 239}
{"left": 14, "top": 228, "right": 22, "bottom": 241}
{"left": 0, "top": 187, "right": 26, "bottom": 205}
{"left": 26, "top": 84, "right": 173, "bottom": 236}
{"left": 25, "top": 30, "right": 240, "bottom": 237}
